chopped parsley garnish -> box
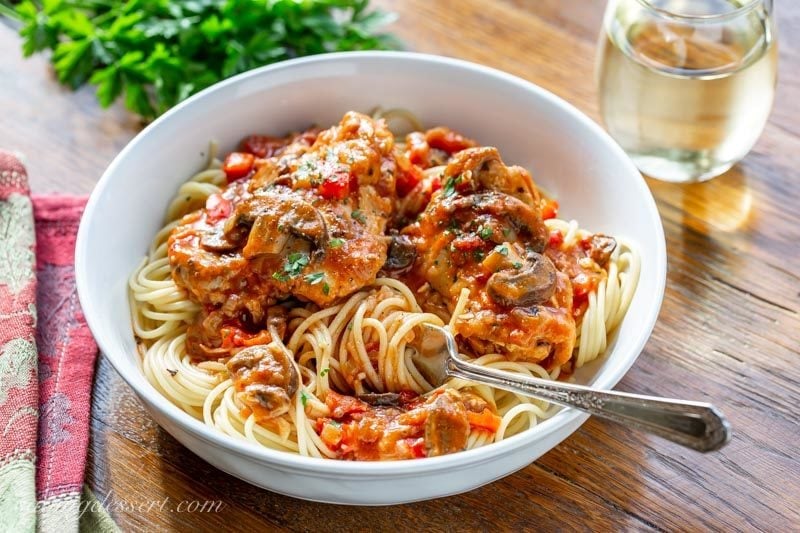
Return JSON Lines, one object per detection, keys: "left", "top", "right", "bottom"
{"left": 351, "top": 209, "right": 366, "bottom": 224}
{"left": 502, "top": 227, "right": 512, "bottom": 238}
{"left": 305, "top": 272, "right": 325, "bottom": 285}
{"left": 329, "top": 238, "right": 345, "bottom": 248}
{"left": 473, "top": 249, "right": 486, "bottom": 261}
{"left": 287, "top": 252, "right": 309, "bottom": 274}
{"left": 273, "top": 252, "right": 309, "bottom": 281}
{"left": 446, "top": 218, "right": 460, "bottom": 235}
{"left": 442, "top": 174, "right": 462, "bottom": 197}
{"left": 328, "top": 420, "right": 341, "bottom": 428}
{"left": 513, "top": 261, "right": 523, "bottom": 269}
{"left": 320, "top": 368, "right": 330, "bottom": 377}
{"left": 494, "top": 245, "right": 509, "bottom": 256}
{"left": 322, "top": 282, "right": 330, "bottom": 296}
{"left": 300, "top": 390, "right": 309, "bottom": 407}
{"left": 478, "top": 226, "right": 493, "bottom": 240}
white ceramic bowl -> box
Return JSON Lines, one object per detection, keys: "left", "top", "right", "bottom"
{"left": 76, "top": 52, "right": 666, "bottom": 505}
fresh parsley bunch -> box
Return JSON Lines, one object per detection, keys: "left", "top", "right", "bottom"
{"left": 4, "top": 0, "right": 399, "bottom": 120}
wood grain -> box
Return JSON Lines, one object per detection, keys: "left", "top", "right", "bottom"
{"left": 2, "top": 1, "right": 799, "bottom": 530}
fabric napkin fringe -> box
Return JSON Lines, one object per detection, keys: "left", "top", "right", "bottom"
{"left": 0, "top": 151, "right": 116, "bottom": 533}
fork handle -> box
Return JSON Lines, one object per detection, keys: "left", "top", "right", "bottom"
{"left": 447, "top": 357, "right": 731, "bottom": 452}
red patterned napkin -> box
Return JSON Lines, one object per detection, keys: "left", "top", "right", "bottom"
{"left": 0, "top": 152, "right": 114, "bottom": 532}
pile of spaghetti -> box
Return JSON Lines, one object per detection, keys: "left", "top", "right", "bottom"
{"left": 129, "top": 111, "right": 639, "bottom": 460}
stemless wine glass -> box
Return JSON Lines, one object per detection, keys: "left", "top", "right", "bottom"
{"left": 596, "top": 0, "right": 778, "bottom": 183}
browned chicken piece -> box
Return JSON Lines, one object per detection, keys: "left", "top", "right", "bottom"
{"left": 169, "top": 112, "right": 396, "bottom": 323}
{"left": 227, "top": 344, "right": 299, "bottom": 423}
{"left": 321, "top": 388, "right": 494, "bottom": 460}
{"left": 402, "top": 147, "right": 576, "bottom": 367}
{"left": 424, "top": 389, "right": 470, "bottom": 456}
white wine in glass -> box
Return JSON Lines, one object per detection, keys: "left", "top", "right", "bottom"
{"left": 596, "top": 0, "right": 778, "bottom": 182}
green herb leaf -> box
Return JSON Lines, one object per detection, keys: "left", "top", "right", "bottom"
{"left": 273, "top": 252, "right": 309, "bottom": 281}
{"left": 300, "top": 390, "right": 309, "bottom": 407}
{"left": 442, "top": 174, "right": 463, "bottom": 197}
{"left": 351, "top": 210, "right": 366, "bottom": 224}
{"left": 12, "top": 1, "right": 401, "bottom": 120}
{"left": 319, "top": 368, "right": 330, "bottom": 377}
{"left": 442, "top": 177, "right": 456, "bottom": 197}
{"left": 494, "top": 245, "right": 509, "bottom": 256}
{"left": 329, "top": 237, "right": 345, "bottom": 248}
{"left": 285, "top": 252, "right": 309, "bottom": 276}
{"left": 305, "top": 271, "right": 325, "bottom": 285}
{"left": 478, "top": 226, "right": 493, "bottom": 240}
{"left": 322, "top": 282, "right": 330, "bottom": 296}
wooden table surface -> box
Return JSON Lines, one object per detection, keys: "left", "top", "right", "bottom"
{"left": 3, "top": 1, "right": 799, "bottom": 530}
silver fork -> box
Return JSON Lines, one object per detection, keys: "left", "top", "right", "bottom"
{"left": 411, "top": 323, "right": 731, "bottom": 452}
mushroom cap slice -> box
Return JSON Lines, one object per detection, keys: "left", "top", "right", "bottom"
{"left": 281, "top": 200, "right": 328, "bottom": 248}
{"left": 227, "top": 344, "right": 299, "bottom": 420}
{"left": 383, "top": 234, "right": 416, "bottom": 273}
{"left": 487, "top": 251, "right": 557, "bottom": 308}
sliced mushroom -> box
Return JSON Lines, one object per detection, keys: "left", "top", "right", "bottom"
{"left": 383, "top": 234, "right": 416, "bottom": 273}
{"left": 239, "top": 196, "right": 326, "bottom": 258}
{"left": 227, "top": 345, "right": 261, "bottom": 374}
{"left": 588, "top": 234, "right": 617, "bottom": 267}
{"left": 357, "top": 392, "right": 402, "bottom": 407}
{"left": 200, "top": 229, "right": 238, "bottom": 253}
{"left": 222, "top": 201, "right": 258, "bottom": 246}
{"left": 241, "top": 383, "right": 294, "bottom": 419}
{"left": 487, "top": 251, "right": 557, "bottom": 307}
{"left": 227, "top": 344, "right": 299, "bottom": 420}
{"left": 279, "top": 201, "right": 328, "bottom": 248}
{"left": 242, "top": 215, "right": 290, "bottom": 258}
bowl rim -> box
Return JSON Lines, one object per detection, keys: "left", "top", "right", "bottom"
{"left": 75, "top": 50, "right": 667, "bottom": 476}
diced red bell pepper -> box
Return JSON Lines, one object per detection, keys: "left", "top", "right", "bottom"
{"left": 318, "top": 171, "right": 351, "bottom": 200}
{"left": 326, "top": 391, "right": 368, "bottom": 419}
{"left": 205, "top": 193, "right": 232, "bottom": 222}
{"left": 572, "top": 273, "right": 594, "bottom": 297}
{"left": 219, "top": 326, "right": 271, "bottom": 349}
{"left": 407, "top": 437, "right": 426, "bottom": 458}
{"left": 222, "top": 152, "right": 255, "bottom": 181}
{"left": 426, "top": 128, "right": 476, "bottom": 154}
{"left": 541, "top": 198, "right": 559, "bottom": 220}
{"left": 548, "top": 229, "right": 564, "bottom": 247}
{"left": 396, "top": 164, "right": 424, "bottom": 197}
{"left": 406, "top": 131, "right": 430, "bottom": 167}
